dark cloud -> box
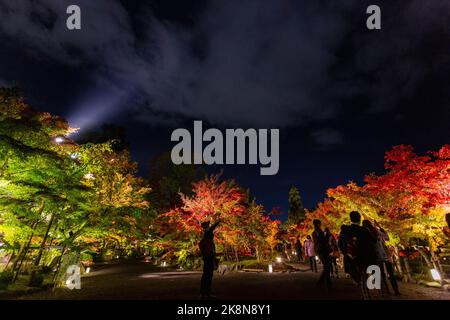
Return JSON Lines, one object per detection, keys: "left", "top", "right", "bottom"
{"left": 336, "top": 1, "right": 450, "bottom": 114}
{"left": 0, "top": 0, "right": 449, "bottom": 132}
{"left": 311, "top": 128, "right": 343, "bottom": 149}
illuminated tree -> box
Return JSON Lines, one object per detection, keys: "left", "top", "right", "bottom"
{"left": 154, "top": 175, "right": 278, "bottom": 265}
{"left": 0, "top": 88, "right": 85, "bottom": 279}
{"left": 265, "top": 219, "right": 281, "bottom": 259}
{"left": 364, "top": 145, "right": 450, "bottom": 280}
{"left": 58, "top": 143, "right": 151, "bottom": 262}
{"left": 0, "top": 88, "right": 152, "bottom": 284}
{"left": 302, "top": 145, "right": 450, "bottom": 282}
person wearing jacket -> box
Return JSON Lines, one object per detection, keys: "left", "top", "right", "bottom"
{"left": 338, "top": 224, "right": 351, "bottom": 276}
{"left": 312, "top": 219, "right": 332, "bottom": 289}
{"left": 199, "top": 218, "right": 220, "bottom": 299}
{"left": 345, "top": 211, "right": 377, "bottom": 284}
{"left": 369, "top": 220, "right": 401, "bottom": 296}
{"left": 325, "top": 227, "right": 339, "bottom": 278}
{"left": 295, "top": 237, "right": 304, "bottom": 262}
{"left": 304, "top": 235, "right": 317, "bottom": 272}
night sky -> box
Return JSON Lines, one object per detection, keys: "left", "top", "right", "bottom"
{"left": 0, "top": 0, "right": 449, "bottom": 218}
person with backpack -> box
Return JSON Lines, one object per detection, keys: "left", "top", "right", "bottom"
{"left": 312, "top": 219, "right": 332, "bottom": 289}
{"left": 199, "top": 217, "right": 220, "bottom": 300}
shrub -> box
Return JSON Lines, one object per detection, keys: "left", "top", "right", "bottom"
{"left": 0, "top": 271, "right": 14, "bottom": 290}
{"left": 28, "top": 273, "right": 44, "bottom": 287}
{"left": 80, "top": 252, "right": 94, "bottom": 263}
{"left": 40, "top": 266, "right": 53, "bottom": 274}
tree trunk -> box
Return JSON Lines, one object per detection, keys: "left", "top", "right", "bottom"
{"left": 34, "top": 213, "right": 55, "bottom": 268}
{"left": 393, "top": 253, "right": 403, "bottom": 275}
{"left": 430, "top": 251, "right": 446, "bottom": 283}
{"left": 12, "top": 202, "right": 45, "bottom": 279}
{"left": 13, "top": 247, "right": 31, "bottom": 282}
{"left": 52, "top": 246, "right": 67, "bottom": 285}
{"left": 52, "top": 224, "right": 87, "bottom": 284}
{"left": 12, "top": 220, "right": 39, "bottom": 281}
{"left": 4, "top": 251, "right": 15, "bottom": 271}
{"left": 47, "top": 220, "right": 59, "bottom": 247}
{"left": 416, "top": 247, "right": 433, "bottom": 268}
{"left": 29, "top": 213, "right": 55, "bottom": 285}
{"left": 392, "top": 246, "right": 403, "bottom": 275}
{"left": 402, "top": 257, "right": 413, "bottom": 282}
{"left": 435, "top": 258, "right": 447, "bottom": 280}
{"left": 12, "top": 244, "right": 27, "bottom": 273}
{"left": 12, "top": 222, "right": 36, "bottom": 272}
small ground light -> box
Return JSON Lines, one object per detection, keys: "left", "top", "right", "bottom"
{"left": 268, "top": 264, "right": 273, "bottom": 273}
{"left": 86, "top": 267, "right": 91, "bottom": 273}
{"left": 430, "top": 268, "right": 441, "bottom": 281}
{"left": 276, "top": 257, "right": 282, "bottom": 263}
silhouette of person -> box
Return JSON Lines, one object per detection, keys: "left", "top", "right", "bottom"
{"left": 338, "top": 224, "right": 351, "bottom": 276}
{"left": 199, "top": 217, "right": 220, "bottom": 299}
{"left": 345, "top": 211, "right": 377, "bottom": 284}
{"left": 325, "top": 227, "right": 339, "bottom": 278}
{"left": 295, "top": 237, "right": 303, "bottom": 262}
{"left": 312, "top": 219, "right": 332, "bottom": 289}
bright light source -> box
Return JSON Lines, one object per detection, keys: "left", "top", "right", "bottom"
{"left": 54, "top": 136, "right": 65, "bottom": 144}
{"left": 276, "top": 257, "right": 282, "bottom": 263}
{"left": 84, "top": 172, "right": 95, "bottom": 180}
{"left": 315, "top": 256, "right": 319, "bottom": 261}
{"left": 86, "top": 267, "right": 91, "bottom": 273}
{"left": 268, "top": 264, "right": 273, "bottom": 273}
{"left": 70, "top": 152, "right": 80, "bottom": 160}
{"left": 161, "top": 261, "right": 167, "bottom": 267}
{"left": 430, "top": 268, "right": 442, "bottom": 281}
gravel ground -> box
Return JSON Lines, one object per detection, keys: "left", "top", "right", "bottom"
{"left": 13, "top": 261, "right": 450, "bottom": 300}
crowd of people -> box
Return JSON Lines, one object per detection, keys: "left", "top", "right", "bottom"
{"left": 297, "top": 211, "right": 400, "bottom": 296}
{"left": 197, "top": 210, "right": 401, "bottom": 300}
